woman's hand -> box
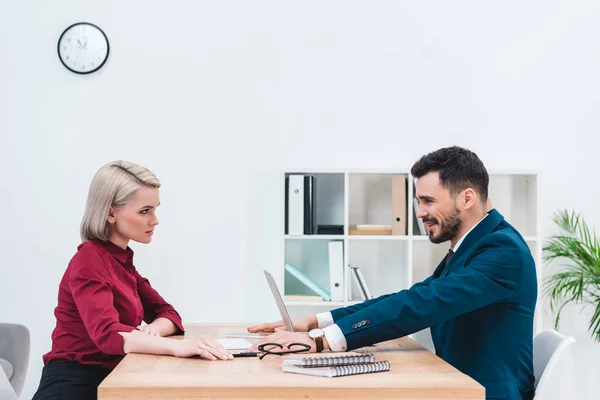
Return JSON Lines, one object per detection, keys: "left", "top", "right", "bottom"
{"left": 137, "top": 317, "right": 178, "bottom": 337}
{"left": 247, "top": 315, "right": 318, "bottom": 334}
{"left": 171, "top": 335, "right": 233, "bottom": 361}
{"left": 137, "top": 323, "right": 161, "bottom": 336}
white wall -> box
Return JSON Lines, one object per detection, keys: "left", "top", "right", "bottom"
{"left": 1, "top": 1, "right": 599, "bottom": 398}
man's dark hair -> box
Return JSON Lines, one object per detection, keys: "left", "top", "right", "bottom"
{"left": 410, "top": 146, "right": 489, "bottom": 202}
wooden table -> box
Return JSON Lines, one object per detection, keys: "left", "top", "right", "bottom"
{"left": 98, "top": 323, "right": 484, "bottom": 399}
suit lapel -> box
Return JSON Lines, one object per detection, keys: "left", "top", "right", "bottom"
{"left": 440, "top": 209, "right": 504, "bottom": 277}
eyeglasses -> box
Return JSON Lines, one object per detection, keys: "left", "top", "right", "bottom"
{"left": 257, "top": 342, "right": 311, "bottom": 360}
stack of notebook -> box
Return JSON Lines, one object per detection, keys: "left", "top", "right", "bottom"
{"left": 282, "top": 353, "right": 390, "bottom": 378}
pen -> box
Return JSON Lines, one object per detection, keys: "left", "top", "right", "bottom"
{"left": 233, "top": 352, "right": 260, "bottom": 358}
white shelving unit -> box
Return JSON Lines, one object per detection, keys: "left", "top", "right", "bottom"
{"left": 279, "top": 169, "right": 543, "bottom": 337}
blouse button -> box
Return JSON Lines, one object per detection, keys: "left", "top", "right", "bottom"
{"left": 133, "top": 291, "right": 138, "bottom": 297}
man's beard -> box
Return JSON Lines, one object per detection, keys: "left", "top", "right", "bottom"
{"left": 424, "top": 206, "right": 462, "bottom": 244}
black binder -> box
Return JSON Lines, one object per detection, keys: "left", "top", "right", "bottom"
{"left": 285, "top": 175, "right": 315, "bottom": 234}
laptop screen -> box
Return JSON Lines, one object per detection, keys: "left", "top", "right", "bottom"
{"left": 263, "top": 270, "right": 296, "bottom": 332}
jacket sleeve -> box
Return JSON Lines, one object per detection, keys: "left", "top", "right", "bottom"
{"left": 408, "top": 275, "right": 434, "bottom": 290}
{"left": 336, "top": 237, "right": 524, "bottom": 350}
{"left": 69, "top": 254, "right": 136, "bottom": 355}
{"left": 134, "top": 270, "right": 185, "bottom": 333}
{"left": 331, "top": 275, "right": 434, "bottom": 322}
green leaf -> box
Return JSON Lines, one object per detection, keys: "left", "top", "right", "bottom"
{"left": 543, "top": 209, "right": 600, "bottom": 343}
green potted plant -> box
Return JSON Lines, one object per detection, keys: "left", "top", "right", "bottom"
{"left": 543, "top": 209, "right": 600, "bottom": 342}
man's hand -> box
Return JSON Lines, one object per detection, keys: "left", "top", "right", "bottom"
{"left": 247, "top": 315, "right": 318, "bottom": 334}
{"left": 247, "top": 331, "right": 318, "bottom": 353}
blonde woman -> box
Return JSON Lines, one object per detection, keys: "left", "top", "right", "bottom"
{"left": 32, "top": 161, "right": 232, "bottom": 400}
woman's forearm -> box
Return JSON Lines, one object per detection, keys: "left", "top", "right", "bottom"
{"left": 119, "top": 330, "right": 176, "bottom": 355}
{"left": 119, "top": 330, "right": 233, "bottom": 360}
{"left": 151, "top": 317, "right": 178, "bottom": 336}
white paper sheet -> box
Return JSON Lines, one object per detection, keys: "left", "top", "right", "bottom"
{"left": 216, "top": 338, "right": 253, "bottom": 350}
{"left": 225, "top": 332, "right": 267, "bottom": 338}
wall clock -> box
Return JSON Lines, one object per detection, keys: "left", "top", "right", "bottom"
{"left": 57, "top": 22, "right": 109, "bottom": 74}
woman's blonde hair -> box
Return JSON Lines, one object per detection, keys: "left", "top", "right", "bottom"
{"left": 80, "top": 160, "right": 161, "bottom": 242}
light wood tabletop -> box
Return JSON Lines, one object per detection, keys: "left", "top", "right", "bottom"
{"left": 98, "top": 323, "right": 484, "bottom": 400}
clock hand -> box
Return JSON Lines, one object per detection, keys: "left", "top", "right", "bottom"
{"left": 77, "top": 39, "right": 83, "bottom": 47}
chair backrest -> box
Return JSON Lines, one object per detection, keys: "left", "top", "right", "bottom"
{"left": 0, "top": 323, "right": 30, "bottom": 397}
{"left": 533, "top": 330, "right": 575, "bottom": 396}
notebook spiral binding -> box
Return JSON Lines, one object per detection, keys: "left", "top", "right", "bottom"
{"left": 300, "top": 354, "right": 375, "bottom": 367}
{"left": 331, "top": 360, "right": 390, "bottom": 377}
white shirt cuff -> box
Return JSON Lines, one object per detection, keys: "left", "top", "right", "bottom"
{"left": 316, "top": 312, "right": 334, "bottom": 328}
{"left": 322, "top": 324, "right": 347, "bottom": 352}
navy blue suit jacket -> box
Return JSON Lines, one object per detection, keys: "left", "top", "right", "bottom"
{"left": 331, "top": 209, "right": 537, "bottom": 400}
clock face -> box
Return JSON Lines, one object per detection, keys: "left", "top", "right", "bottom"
{"left": 57, "top": 22, "right": 109, "bottom": 74}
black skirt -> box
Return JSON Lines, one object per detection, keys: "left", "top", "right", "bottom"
{"left": 31, "top": 362, "right": 112, "bottom": 400}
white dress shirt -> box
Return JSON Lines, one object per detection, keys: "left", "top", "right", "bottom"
{"left": 317, "top": 213, "right": 488, "bottom": 352}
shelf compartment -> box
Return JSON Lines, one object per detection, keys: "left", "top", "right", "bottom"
{"left": 347, "top": 240, "right": 409, "bottom": 301}
{"left": 348, "top": 173, "right": 408, "bottom": 236}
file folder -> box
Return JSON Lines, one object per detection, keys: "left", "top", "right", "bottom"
{"left": 285, "top": 175, "right": 315, "bottom": 235}
{"left": 328, "top": 241, "right": 344, "bottom": 301}
{"left": 392, "top": 176, "right": 407, "bottom": 235}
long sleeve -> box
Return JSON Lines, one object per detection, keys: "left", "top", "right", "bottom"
{"left": 330, "top": 275, "right": 436, "bottom": 322}
{"left": 135, "top": 270, "right": 184, "bottom": 333}
{"left": 69, "top": 265, "right": 136, "bottom": 355}
{"left": 320, "top": 276, "right": 435, "bottom": 352}
{"left": 315, "top": 276, "right": 435, "bottom": 352}
{"left": 407, "top": 275, "right": 434, "bottom": 290}
{"left": 316, "top": 312, "right": 334, "bottom": 328}
{"left": 336, "top": 240, "right": 524, "bottom": 350}
{"left": 330, "top": 293, "right": 395, "bottom": 321}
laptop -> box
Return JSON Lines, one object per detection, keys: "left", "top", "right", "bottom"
{"left": 263, "top": 269, "right": 296, "bottom": 332}
{"left": 226, "top": 270, "right": 297, "bottom": 338}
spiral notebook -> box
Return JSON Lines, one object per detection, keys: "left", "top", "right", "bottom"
{"left": 285, "top": 354, "right": 376, "bottom": 367}
{"left": 282, "top": 354, "right": 390, "bottom": 378}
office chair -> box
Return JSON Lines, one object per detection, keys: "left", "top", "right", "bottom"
{"left": 0, "top": 323, "right": 30, "bottom": 399}
{"left": 533, "top": 329, "right": 576, "bottom": 399}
